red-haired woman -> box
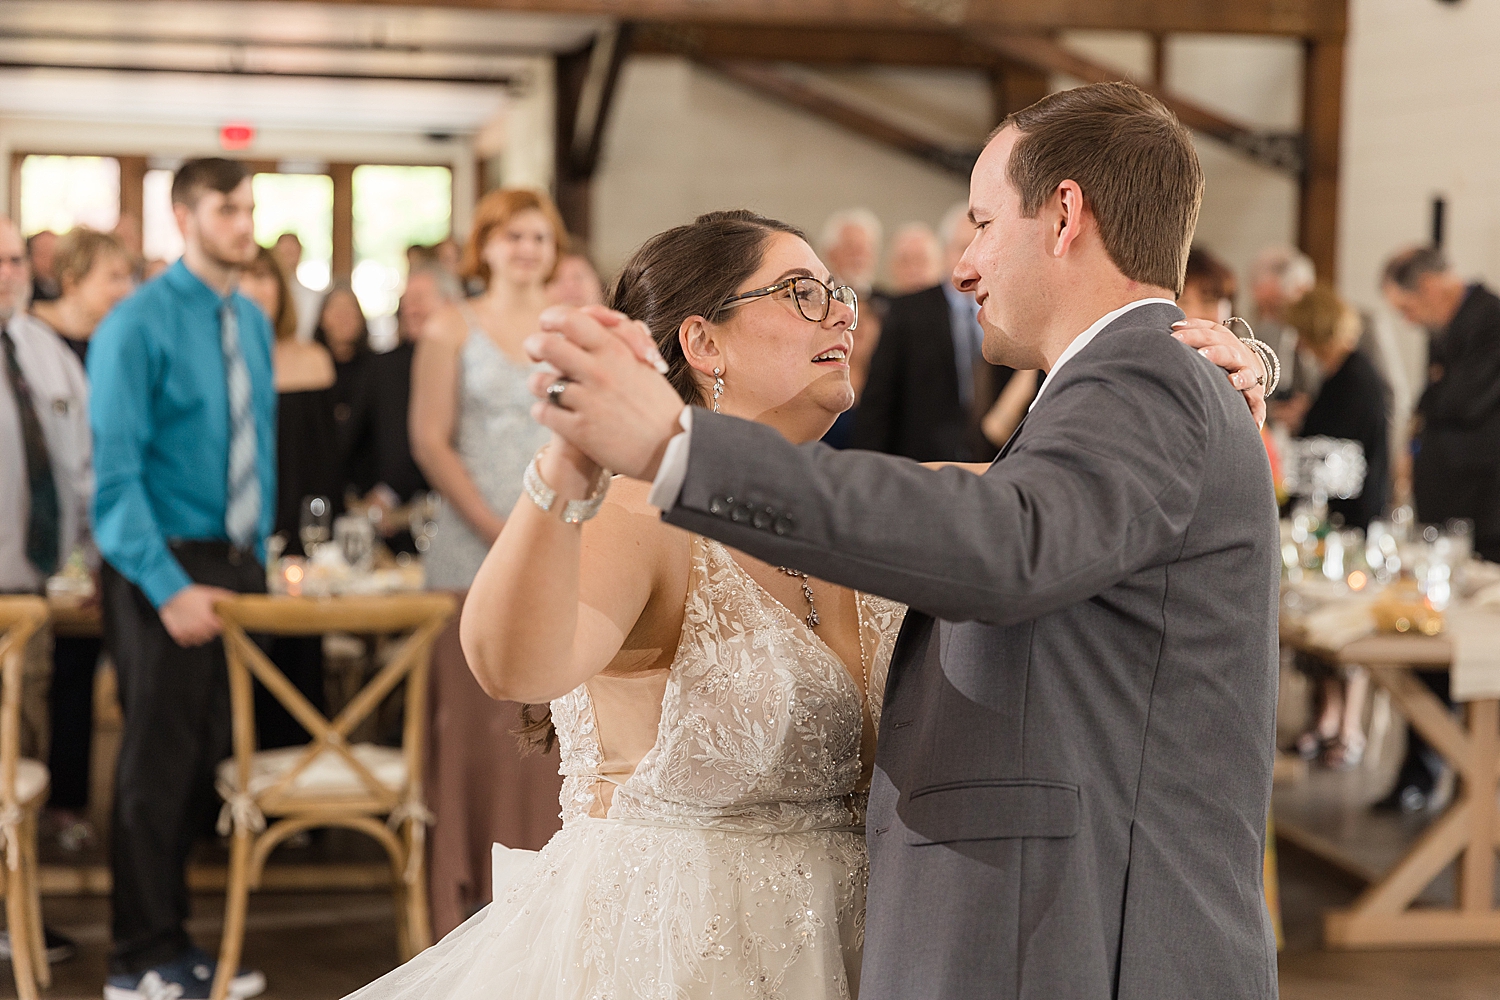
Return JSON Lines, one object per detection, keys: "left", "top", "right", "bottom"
{"left": 408, "top": 189, "right": 569, "bottom": 935}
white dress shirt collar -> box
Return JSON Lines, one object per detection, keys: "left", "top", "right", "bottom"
{"left": 1028, "top": 297, "right": 1177, "bottom": 412}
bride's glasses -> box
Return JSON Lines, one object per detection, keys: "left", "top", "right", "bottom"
{"left": 718, "top": 275, "right": 859, "bottom": 332}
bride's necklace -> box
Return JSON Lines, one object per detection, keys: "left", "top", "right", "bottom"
{"left": 777, "top": 567, "right": 820, "bottom": 628}
{"left": 776, "top": 564, "right": 870, "bottom": 704}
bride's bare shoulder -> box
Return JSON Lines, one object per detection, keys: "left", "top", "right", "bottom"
{"left": 587, "top": 477, "right": 689, "bottom": 561}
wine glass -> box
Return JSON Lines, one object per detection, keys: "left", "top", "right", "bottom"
{"left": 299, "top": 495, "right": 332, "bottom": 556}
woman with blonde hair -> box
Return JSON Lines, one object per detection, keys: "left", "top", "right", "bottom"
{"left": 1287, "top": 284, "right": 1390, "bottom": 772}
{"left": 409, "top": 188, "right": 570, "bottom": 935}
{"left": 31, "top": 227, "right": 133, "bottom": 366}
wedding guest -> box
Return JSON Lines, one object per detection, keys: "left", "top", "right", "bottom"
{"left": 31, "top": 229, "right": 134, "bottom": 367}
{"left": 409, "top": 188, "right": 565, "bottom": 935}
{"left": 852, "top": 202, "right": 1028, "bottom": 462}
{"left": 240, "top": 247, "right": 336, "bottom": 749}
{"left": 0, "top": 215, "right": 90, "bottom": 964}
{"left": 434, "top": 237, "right": 462, "bottom": 276}
{"left": 820, "top": 208, "right": 882, "bottom": 301}
{"left": 885, "top": 222, "right": 943, "bottom": 296}
{"left": 1251, "top": 247, "right": 1318, "bottom": 432}
{"left": 273, "top": 232, "right": 321, "bottom": 342}
{"left": 1290, "top": 286, "right": 1392, "bottom": 530}
{"left": 1373, "top": 245, "right": 1500, "bottom": 814}
{"left": 546, "top": 251, "right": 604, "bottom": 308}
{"left": 1180, "top": 245, "right": 1237, "bottom": 323}
{"left": 1383, "top": 246, "right": 1500, "bottom": 561}
{"left": 315, "top": 284, "right": 377, "bottom": 505}
{"left": 112, "top": 216, "right": 147, "bottom": 283}
{"left": 26, "top": 227, "right": 131, "bottom": 858}
{"left": 90, "top": 158, "right": 271, "bottom": 998}
{"left": 1182, "top": 246, "right": 1285, "bottom": 495}
{"left": 1286, "top": 285, "right": 1391, "bottom": 773}
{"left": 242, "top": 247, "right": 340, "bottom": 549}
{"left": 405, "top": 243, "right": 437, "bottom": 273}
{"left": 819, "top": 210, "right": 889, "bottom": 448}
{"left": 357, "top": 268, "right": 457, "bottom": 537}
{"left": 27, "top": 230, "right": 60, "bottom": 302}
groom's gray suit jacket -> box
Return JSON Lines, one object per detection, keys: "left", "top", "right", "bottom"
{"left": 662, "top": 302, "right": 1280, "bottom": 1000}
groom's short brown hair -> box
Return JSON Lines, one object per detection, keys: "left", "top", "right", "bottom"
{"left": 1001, "top": 82, "right": 1203, "bottom": 295}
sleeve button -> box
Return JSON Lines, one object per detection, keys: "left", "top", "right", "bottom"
{"left": 773, "top": 516, "right": 794, "bottom": 536}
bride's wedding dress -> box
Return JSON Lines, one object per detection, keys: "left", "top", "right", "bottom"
{"left": 346, "top": 535, "right": 905, "bottom": 1000}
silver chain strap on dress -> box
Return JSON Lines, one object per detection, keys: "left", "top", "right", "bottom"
{"left": 523, "top": 446, "right": 612, "bottom": 524}
{"left": 777, "top": 566, "right": 820, "bottom": 628}
{"left": 1224, "top": 316, "right": 1282, "bottom": 397}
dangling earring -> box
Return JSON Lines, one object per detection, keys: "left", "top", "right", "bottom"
{"left": 712, "top": 368, "right": 725, "bottom": 413}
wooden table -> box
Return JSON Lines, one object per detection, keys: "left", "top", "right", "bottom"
{"left": 46, "top": 599, "right": 99, "bottom": 639}
{"left": 1284, "top": 624, "right": 1500, "bottom": 948}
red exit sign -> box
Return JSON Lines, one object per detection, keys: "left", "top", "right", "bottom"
{"left": 220, "top": 122, "right": 255, "bottom": 150}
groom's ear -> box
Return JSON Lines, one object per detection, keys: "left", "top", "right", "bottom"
{"left": 1051, "top": 179, "right": 1087, "bottom": 259}
{"left": 679, "top": 316, "right": 721, "bottom": 374}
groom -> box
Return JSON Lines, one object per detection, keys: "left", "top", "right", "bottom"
{"left": 527, "top": 82, "right": 1279, "bottom": 1000}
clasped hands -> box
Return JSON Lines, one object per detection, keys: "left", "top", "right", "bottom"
{"left": 522, "top": 306, "right": 1270, "bottom": 491}
{"left": 523, "top": 306, "right": 687, "bottom": 484}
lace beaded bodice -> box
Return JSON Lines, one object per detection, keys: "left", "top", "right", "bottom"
{"left": 552, "top": 535, "right": 906, "bottom": 834}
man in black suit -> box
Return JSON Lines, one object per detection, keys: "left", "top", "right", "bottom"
{"left": 1383, "top": 246, "right": 1500, "bottom": 561}
{"left": 1378, "top": 245, "right": 1500, "bottom": 812}
{"left": 852, "top": 205, "right": 1023, "bottom": 462}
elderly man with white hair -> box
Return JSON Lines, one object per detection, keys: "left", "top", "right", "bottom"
{"left": 1249, "top": 247, "right": 1319, "bottom": 429}
{"left": 819, "top": 207, "right": 883, "bottom": 300}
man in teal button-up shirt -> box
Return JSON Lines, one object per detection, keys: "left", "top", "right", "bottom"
{"left": 89, "top": 159, "right": 273, "bottom": 998}
{"left": 90, "top": 258, "right": 277, "bottom": 607}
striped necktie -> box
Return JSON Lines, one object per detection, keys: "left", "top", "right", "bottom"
{"left": 1, "top": 325, "right": 60, "bottom": 576}
{"left": 221, "top": 301, "right": 260, "bottom": 549}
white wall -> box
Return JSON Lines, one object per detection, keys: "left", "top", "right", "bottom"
{"left": 1059, "top": 31, "right": 1304, "bottom": 307}
{"left": 1340, "top": 0, "right": 1500, "bottom": 356}
{"left": 591, "top": 56, "right": 973, "bottom": 278}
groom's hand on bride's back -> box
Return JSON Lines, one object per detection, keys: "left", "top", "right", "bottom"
{"left": 524, "top": 305, "right": 687, "bottom": 480}
{"left": 1170, "top": 318, "right": 1268, "bottom": 428}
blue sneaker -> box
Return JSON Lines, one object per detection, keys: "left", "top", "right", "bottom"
{"left": 104, "top": 947, "right": 266, "bottom": 1000}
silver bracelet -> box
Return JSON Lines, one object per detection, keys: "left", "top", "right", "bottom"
{"left": 523, "top": 447, "right": 612, "bottom": 524}
{"left": 1245, "top": 339, "right": 1281, "bottom": 396}
{"left": 1224, "top": 316, "right": 1282, "bottom": 397}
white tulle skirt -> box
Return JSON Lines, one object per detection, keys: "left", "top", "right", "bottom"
{"left": 343, "top": 817, "right": 868, "bottom": 1000}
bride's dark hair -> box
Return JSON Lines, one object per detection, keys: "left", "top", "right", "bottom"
{"left": 515, "top": 209, "right": 809, "bottom": 755}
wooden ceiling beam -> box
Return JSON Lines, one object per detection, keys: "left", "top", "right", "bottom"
{"left": 701, "top": 59, "right": 979, "bottom": 176}
{"left": 976, "top": 33, "right": 1304, "bottom": 176}
{"left": 248, "top": 0, "right": 1348, "bottom": 40}
{"left": 633, "top": 23, "right": 998, "bottom": 67}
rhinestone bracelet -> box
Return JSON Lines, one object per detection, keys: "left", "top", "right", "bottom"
{"left": 523, "top": 447, "right": 612, "bottom": 524}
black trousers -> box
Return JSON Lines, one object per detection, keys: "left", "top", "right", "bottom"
{"left": 48, "top": 635, "right": 102, "bottom": 811}
{"left": 102, "top": 542, "right": 265, "bottom": 974}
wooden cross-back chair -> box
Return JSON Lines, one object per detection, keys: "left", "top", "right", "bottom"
{"left": 0, "top": 597, "right": 51, "bottom": 1000}
{"left": 211, "top": 593, "right": 455, "bottom": 1000}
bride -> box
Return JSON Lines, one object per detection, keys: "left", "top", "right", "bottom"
{"left": 344, "top": 210, "right": 1268, "bottom": 1000}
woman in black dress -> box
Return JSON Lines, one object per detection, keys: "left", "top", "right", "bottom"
{"left": 240, "top": 247, "right": 338, "bottom": 747}
{"left": 1286, "top": 285, "right": 1392, "bottom": 771}
{"left": 1289, "top": 285, "right": 1392, "bottom": 531}
{"left": 314, "top": 284, "right": 383, "bottom": 504}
